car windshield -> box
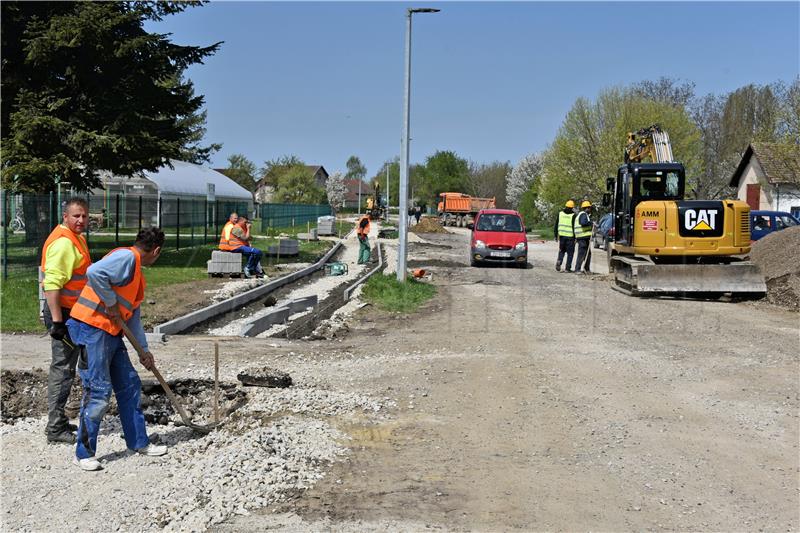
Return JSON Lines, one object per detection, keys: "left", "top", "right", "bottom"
{"left": 777, "top": 215, "right": 798, "bottom": 229}
{"left": 476, "top": 214, "right": 522, "bottom": 232}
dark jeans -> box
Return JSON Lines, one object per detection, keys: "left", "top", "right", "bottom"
{"left": 42, "top": 304, "right": 80, "bottom": 437}
{"left": 575, "top": 237, "right": 591, "bottom": 272}
{"left": 556, "top": 236, "right": 575, "bottom": 270}
{"left": 232, "top": 245, "right": 263, "bottom": 273}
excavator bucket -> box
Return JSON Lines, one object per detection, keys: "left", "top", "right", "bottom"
{"left": 611, "top": 257, "right": 767, "bottom": 297}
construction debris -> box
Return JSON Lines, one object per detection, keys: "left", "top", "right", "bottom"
{"left": 237, "top": 367, "right": 293, "bottom": 388}
{"left": 750, "top": 226, "right": 800, "bottom": 310}
{"left": 410, "top": 216, "right": 450, "bottom": 234}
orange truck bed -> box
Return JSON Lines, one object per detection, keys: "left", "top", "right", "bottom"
{"left": 437, "top": 192, "right": 495, "bottom": 214}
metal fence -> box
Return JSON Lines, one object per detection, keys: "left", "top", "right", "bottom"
{"left": 0, "top": 191, "right": 250, "bottom": 278}
{"left": 259, "top": 203, "right": 332, "bottom": 230}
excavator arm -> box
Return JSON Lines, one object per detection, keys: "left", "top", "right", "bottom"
{"left": 624, "top": 124, "right": 675, "bottom": 164}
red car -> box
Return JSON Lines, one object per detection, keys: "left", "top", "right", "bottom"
{"left": 468, "top": 209, "right": 528, "bottom": 267}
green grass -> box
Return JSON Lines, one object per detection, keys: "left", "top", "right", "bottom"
{"left": 361, "top": 273, "right": 437, "bottom": 313}
{"left": 530, "top": 225, "right": 555, "bottom": 240}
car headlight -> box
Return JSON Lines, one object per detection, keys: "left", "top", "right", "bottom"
{"left": 474, "top": 240, "right": 486, "bottom": 249}
{"left": 515, "top": 242, "right": 527, "bottom": 251}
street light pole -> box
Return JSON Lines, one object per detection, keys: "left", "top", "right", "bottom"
{"left": 385, "top": 165, "right": 390, "bottom": 221}
{"left": 397, "top": 7, "right": 439, "bottom": 282}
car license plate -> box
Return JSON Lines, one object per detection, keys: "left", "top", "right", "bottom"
{"left": 490, "top": 251, "right": 511, "bottom": 258}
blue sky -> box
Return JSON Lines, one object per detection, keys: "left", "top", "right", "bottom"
{"left": 148, "top": 1, "right": 800, "bottom": 178}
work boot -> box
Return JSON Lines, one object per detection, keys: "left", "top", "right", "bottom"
{"left": 565, "top": 268, "right": 572, "bottom": 273}
{"left": 74, "top": 457, "right": 102, "bottom": 471}
{"left": 134, "top": 444, "right": 167, "bottom": 456}
{"left": 67, "top": 422, "right": 78, "bottom": 432}
{"left": 555, "top": 263, "right": 561, "bottom": 272}
{"left": 583, "top": 269, "right": 592, "bottom": 275}
{"left": 243, "top": 267, "right": 251, "bottom": 279}
{"left": 48, "top": 431, "right": 77, "bottom": 445}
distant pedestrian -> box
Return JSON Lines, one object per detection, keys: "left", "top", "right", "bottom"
{"left": 554, "top": 200, "right": 576, "bottom": 272}
{"left": 573, "top": 200, "right": 594, "bottom": 274}
{"left": 408, "top": 207, "right": 415, "bottom": 226}
{"left": 414, "top": 205, "right": 422, "bottom": 225}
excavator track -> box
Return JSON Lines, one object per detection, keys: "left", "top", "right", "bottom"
{"left": 610, "top": 255, "right": 767, "bottom": 297}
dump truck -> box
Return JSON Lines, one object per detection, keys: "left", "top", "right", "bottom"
{"left": 603, "top": 125, "right": 766, "bottom": 297}
{"left": 437, "top": 192, "right": 496, "bottom": 227}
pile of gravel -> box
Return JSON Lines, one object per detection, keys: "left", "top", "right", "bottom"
{"left": 410, "top": 216, "right": 449, "bottom": 234}
{"left": 750, "top": 226, "right": 800, "bottom": 310}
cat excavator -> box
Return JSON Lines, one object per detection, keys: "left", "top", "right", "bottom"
{"left": 603, "top": 125, "right": 766, "bottom": 297}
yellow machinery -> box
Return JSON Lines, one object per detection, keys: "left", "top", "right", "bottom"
{"left": 603, "top": 125, "right": 766, "bottom": 296}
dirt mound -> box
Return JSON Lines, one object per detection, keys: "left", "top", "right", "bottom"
{"left": 410, "top": 216, "right": 450, "bottom": 234}
{"left": 750, "top": 226, "right": 800, "bottom": 311}
{"left": 1, "top": 369, "right": 82, "bottom": 422}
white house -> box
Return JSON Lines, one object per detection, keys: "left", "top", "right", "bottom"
{"left": 729, "top": 143, "right": 800, "bottom": 218}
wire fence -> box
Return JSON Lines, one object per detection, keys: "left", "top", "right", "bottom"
{"left": 259, "top": 203, "right": 332, "bottom": 229}
{"left": 0, "top": 191, "right": 250, "bottom": 278}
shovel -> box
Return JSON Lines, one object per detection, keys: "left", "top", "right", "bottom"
{"left": 118, "top": 321, "right": 221, "bottom": 434}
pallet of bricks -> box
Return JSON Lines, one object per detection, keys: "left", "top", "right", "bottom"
{"left": 207, "top": 251, "right": 243, "bottom": 277}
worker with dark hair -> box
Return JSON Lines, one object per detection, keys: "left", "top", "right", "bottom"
{"left": 40, "top": 197, "right": 92, "bottom": 444}
{"left": 573, "top": 200, "right": 594, "bottom": 274}
{"left": 67, "top": 227, "right": 168, "bottom": 471}
{"left": 232, "top": 215, "right": 264, "bottom": 278}
{"left": 357, "top": 214, "right": 371, "bottom": 264}
{"left": 554, "top": 200, "right": 577, "bottom": 272}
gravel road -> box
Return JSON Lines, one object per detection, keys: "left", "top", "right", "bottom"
{"left": 1, "top": 227, "right": 797, "bottom": 531}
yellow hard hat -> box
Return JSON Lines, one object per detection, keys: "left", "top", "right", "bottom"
{"left": 565, "top": 200, "right": 575, "bottom": 208}
{"left": 581, "top": 200, "right": 592, "bottom": 208}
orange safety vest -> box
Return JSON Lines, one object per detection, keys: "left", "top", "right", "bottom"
{"left": 70, "top": 247, "right": 145, "bottom": 336}
{"left": 219, "top": 221, "right": 236, "bottom": 251}
{"left": 357, "top": 216, "right": 371, "bottom": 237}
{"left": 40, "top": 225, "right": 91, "bottom": 309}
{"left": 229, "top": 225, "right": 249, "bottom": 248}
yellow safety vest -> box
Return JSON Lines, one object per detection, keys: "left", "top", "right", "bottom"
{"left": 557, "top": 211, "right": 575, "bottom": 237}
{"left": 573, "top": 212, "right": 592, "bottom": 239}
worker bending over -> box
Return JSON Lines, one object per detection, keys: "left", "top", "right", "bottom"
{"left": 357, "top": 214, "right": 371, "bottom": 264}
{"left": 572, "top": 200, "right": 594, "bottom": 275}
{"left": 554, "top": 200, "right": 576, "bottom": 272}
{"left": 67, "top": 228, "right": 168, "bottom": 471}
{"left": 40, "top": 197, "right": 92, "bottom": 444}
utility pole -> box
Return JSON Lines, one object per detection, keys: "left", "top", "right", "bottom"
{"left": 397, "top": 7, "right": 439, "bottom": 281}
{"left": 386, "top": 165, "right": 390, "bottom": 221}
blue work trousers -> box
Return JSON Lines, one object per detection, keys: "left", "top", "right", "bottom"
{"left": 232, "top": 245, "right": 263, "bottom": 273}
{"left": 66, "top": 319, "right": 150, "bottom": 459}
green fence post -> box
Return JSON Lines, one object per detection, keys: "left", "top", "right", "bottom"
{"left": 176, "top": 197, "right": 181, "bottom": 251}
{"left": 2, "top": 189, "right": 7, "bottom": 280}
{"left": 191, "top": 198, "right": 195, "bottom": 245}
{"left": 115, "top": 193, "right": 120, "bottom": 246}
{"left": 138, "top": 195, "right": 142, "bottom": 232}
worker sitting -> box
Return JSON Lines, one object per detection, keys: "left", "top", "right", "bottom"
{"left": 219, "top": 212, "right": 264, "bottom": 278}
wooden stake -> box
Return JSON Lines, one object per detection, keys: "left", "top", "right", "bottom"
{"left": 213, "top": 341, "right": 220, "bottom": 423}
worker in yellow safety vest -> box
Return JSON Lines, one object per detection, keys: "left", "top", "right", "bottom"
{"left": 572, "top": 200, "right": 594, "bottom": 275}
{"left": 554, "top": 200, "right": 576, "bottom": 272}
{"left": 40, "top": 197, "right": 92, "bottom": 444}
{"left": 357, "top": 215, "right": 371, "bottom": 264}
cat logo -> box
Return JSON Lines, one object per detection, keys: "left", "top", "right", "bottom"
{"left": 684, "top": 209, "right": 717, "bottom": 231}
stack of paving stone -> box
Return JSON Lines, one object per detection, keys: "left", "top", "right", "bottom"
{"left": 317, "top": 216, "right": 336, "bottom": 236}
{"left": 267, "top": 239, "right": 299, "bottom": 257}
{"left": 207, "top": 250, "right": 243, "bottom": 277}
{"left": 297, "top": 228, "right": 318, "bottom": 241}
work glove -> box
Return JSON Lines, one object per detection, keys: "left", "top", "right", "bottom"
{"left": 49, "top": 321, "right": 69, "bottom": 341}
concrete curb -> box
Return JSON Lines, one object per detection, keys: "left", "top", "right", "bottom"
{"left": 239, "top": 295, "right": 318, "bottom": 337}
{"left": 344, "top": 242, "right": 384, "bottom": 301}
{"left": 153, "top": 241, "right": 343, "bottom": 335}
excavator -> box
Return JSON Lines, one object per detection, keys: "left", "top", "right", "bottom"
{"left": 602, "top": 125, "right": 766, "bottom": 297}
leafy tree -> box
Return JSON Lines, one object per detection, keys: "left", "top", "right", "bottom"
{"left": 325, "top": 171, "right": 347, "bottom": 210}
{"left": 416, "top": 150, "right": 470, "bottom": 205}
{"left": 506, "top": 153, "right": 544, "bottom": 209}
{"left": 220, "top": 154, "right": 258, "bottom": 193}
{"left": 174, "top": 78, "right": 222, "bottom": 165}
{"left": 467, "top": 161, "right": 512, "bottom": 207}
{"left": 539, "top": 87, "right": 701, "bottom": 211}
{"left": 260, "top": 155, "right": 304, "bottom": 186}
{"left": 371, "top": 159, "right": 400, "bottom": 207}
{"left": 273, "top": 166, "right": 326, "bottom": 204}
{"left": 345, "top": 155, "right": 367, "bottom": 181}
{"left": 0, "top": 1, "right": 221, "bottom": 193}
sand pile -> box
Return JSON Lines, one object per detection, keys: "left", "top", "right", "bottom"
{"left": 750, "top": 226, "right": 800, "bottom": 311}
{"left": 410, "top": 216, "right": 450, "bottom": 234}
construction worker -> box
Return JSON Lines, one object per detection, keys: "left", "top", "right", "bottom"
{"left": 573, "top": 200, "right": 594, "bottom": 274}
{"left": 554, "top": 200, "right": 577, "bottom": 272}
{"left": 232, "top": 215, "right": 264, "bottom": 278}
{"left": 357, "top": 214, "right": 371, "bottom": 264}
{"left": 66, "top": 227, "right": 168, "bottom": 471}
{"left": 40, "top": 197, "right": 92, "bottom": 444}
{"left": 218, "top": 212, "right": 239, "bottom": 251}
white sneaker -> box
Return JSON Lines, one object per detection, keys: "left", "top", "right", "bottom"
{"left": 74, "top": 457, "right": 103, "bottom": 471}
{"left": 134, "top": 444, "right": 167, "bottom": 456}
